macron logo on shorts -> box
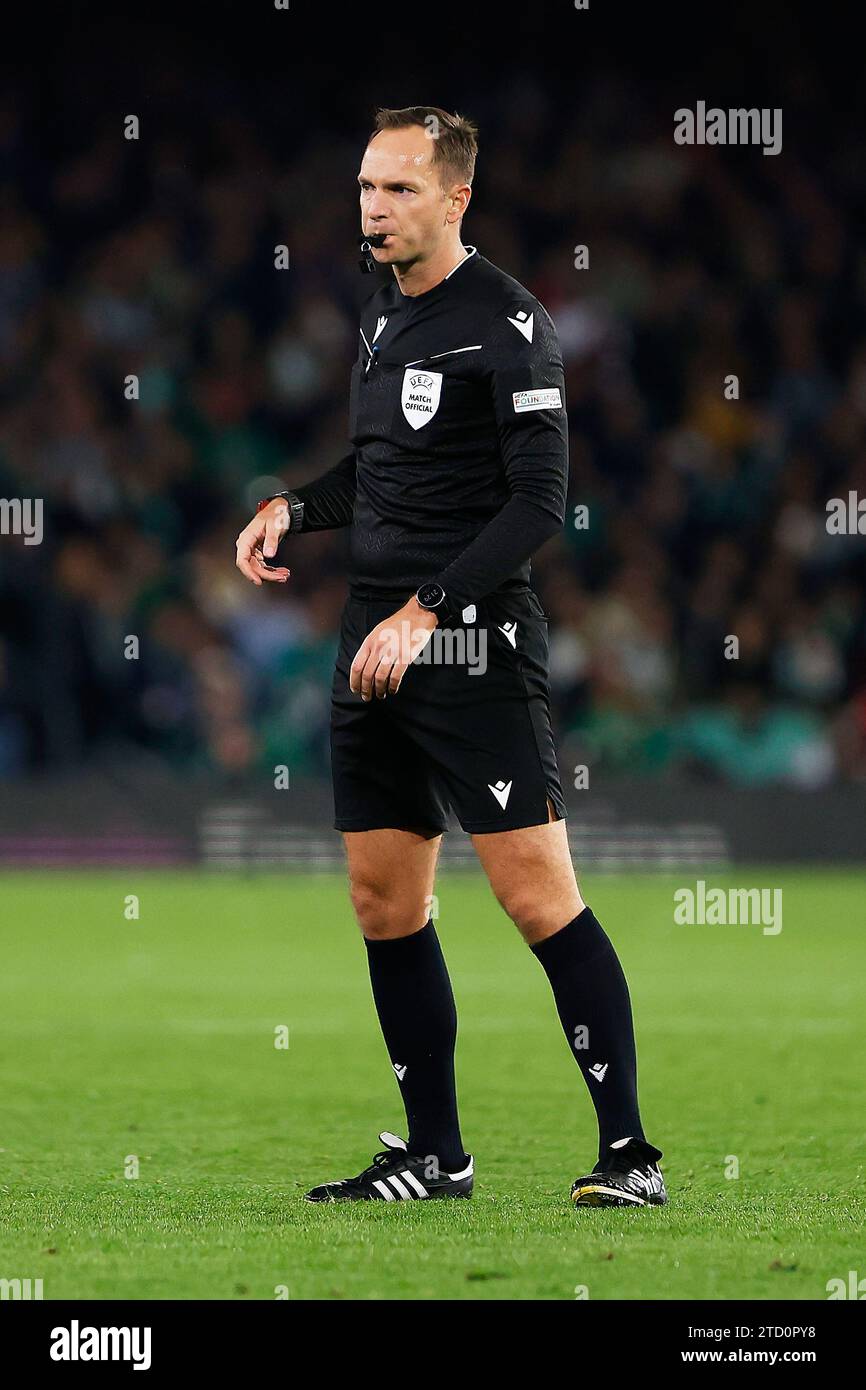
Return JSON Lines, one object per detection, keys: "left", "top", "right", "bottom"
{"left": 488, "top": 779, "right": 513, "bottom": 810}
{"left": 512, "top": 387, "right": 562, "bottom": 413}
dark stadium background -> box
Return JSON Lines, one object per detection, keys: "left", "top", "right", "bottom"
{"left": 1, "top": 1, "right": 864, "bottom": 865}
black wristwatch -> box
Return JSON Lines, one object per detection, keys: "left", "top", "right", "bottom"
{"left": 415, "top": 581, "right": 454, "bottom": 624}
{"left": 256, "top": 490, "right": 305, "bottom": 534}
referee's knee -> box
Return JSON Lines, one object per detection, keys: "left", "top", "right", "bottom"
{"left": 498, "top": 893, "right": 554, "bottom": 942}
{"left": 349, "top": 880, "right": 428, "bottom": 940}
{"left": 491, "top": 877, "right": 585, "bottom": 944}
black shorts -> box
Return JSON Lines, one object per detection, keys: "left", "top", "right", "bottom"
{"left": 330, "top": 587, "right": 568, "bottom": 835}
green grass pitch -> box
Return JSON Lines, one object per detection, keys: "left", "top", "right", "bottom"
{"left": 0, "top": 867, "right": 863, "bottom": 1301}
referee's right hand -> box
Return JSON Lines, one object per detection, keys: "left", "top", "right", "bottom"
{"left": 235, "top": 499, "right": 292, "bottom": 586}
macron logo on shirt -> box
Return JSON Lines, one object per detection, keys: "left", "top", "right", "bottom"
{"left": 507, "top": 309, "right": 534, "bottom": 342}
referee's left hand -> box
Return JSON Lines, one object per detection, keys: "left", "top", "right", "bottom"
{"left": 235, "top": 499, "right": 292, "bottom": 586}
{"left": 350, "top": 599, "right": 439, "bottom": 700}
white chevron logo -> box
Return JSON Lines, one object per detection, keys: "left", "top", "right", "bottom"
{"left": 488, "top": 778, "right": 513, "bottom": 809}
{"left": 392, "top": 1061, "right": 407, "bottom": 1080}
{"left": 588, "top": 1062, "right": 608, "bottom": 1082}
{"left": 507, "top": 309, "right": 534, "bottom": 342}
{"left": 373, "top": 315, "right": 388, "bottom": 342}
{"left": 498, "top": 621, "right": 518, "bottom": 648}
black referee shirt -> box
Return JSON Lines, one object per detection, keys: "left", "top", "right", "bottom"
{"left": 292, "top": 246, "right": 568, "bottom": 616}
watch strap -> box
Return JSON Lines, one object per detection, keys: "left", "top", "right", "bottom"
{"left": 256, "top": 490, "right": 305, "bottom": 533}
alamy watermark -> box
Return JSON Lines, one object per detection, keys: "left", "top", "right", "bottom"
{"left": 1, "top": 1276, "right": 43, "bottom": 1299}
{"left": 674, "top": 880, "right": 782, "bottom": 935}
{"left": 674, "top": 103, "right": 782, "bottom": 156}
{"left": 826, "top": 492, "right": 866, "bottom": 534}
{"left": 0, "top": 498, "right": 43, "bottom": 545}
{"left": 826, "top": 1270, "right": 866, "bottom": 1299}
{"left": 50, "top": 1322, "right": 152, "bottom": 1369}
{"left": 379, "top": 621, "right": 488, "bottom": 675}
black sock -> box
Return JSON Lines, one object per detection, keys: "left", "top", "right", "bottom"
{"left": 364, "top": 919, "right": 467, "bottom": 1173}
{"left": 531, "top": 907, "right": 657, "bottom": 1161}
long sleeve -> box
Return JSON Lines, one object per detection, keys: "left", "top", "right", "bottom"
{"left": 432, "top": 304, "right": 568, "bottom": 612}
{"left": 291, "top": 451, "right": 357, "bottom": 532}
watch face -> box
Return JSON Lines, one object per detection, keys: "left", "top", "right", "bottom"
{"left": 417, "top": 582, "right": 445, "bottom": 609}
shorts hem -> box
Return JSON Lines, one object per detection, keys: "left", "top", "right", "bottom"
{"left": 334, "top": 817, "right": 448, "bottom": 837}
{"left": 459, "top": 809, "right": 569, "bottom": 834}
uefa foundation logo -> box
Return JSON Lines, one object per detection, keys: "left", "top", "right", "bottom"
{"left": 379, "top": 620, "right": 488, "bottom": 675}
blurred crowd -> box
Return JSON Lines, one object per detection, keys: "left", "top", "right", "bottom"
{"left": 1, "top": 53, "right": 865, "bottom": 788}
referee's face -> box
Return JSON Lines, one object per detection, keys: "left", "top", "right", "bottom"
{"left": 358, "top": 126, "right": 461, "bottom": 269}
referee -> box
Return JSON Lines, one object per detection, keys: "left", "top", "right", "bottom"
{"left": 236, "top": 107, "right": 666, "bottom": 1209}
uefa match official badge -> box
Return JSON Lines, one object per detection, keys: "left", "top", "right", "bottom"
{"left": 401, "top": 368, "right": 443, "bottom": 429}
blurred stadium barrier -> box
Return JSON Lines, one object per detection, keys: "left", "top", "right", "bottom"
{"left": 2, "top": 773, "right": 865, "bottom": 868}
